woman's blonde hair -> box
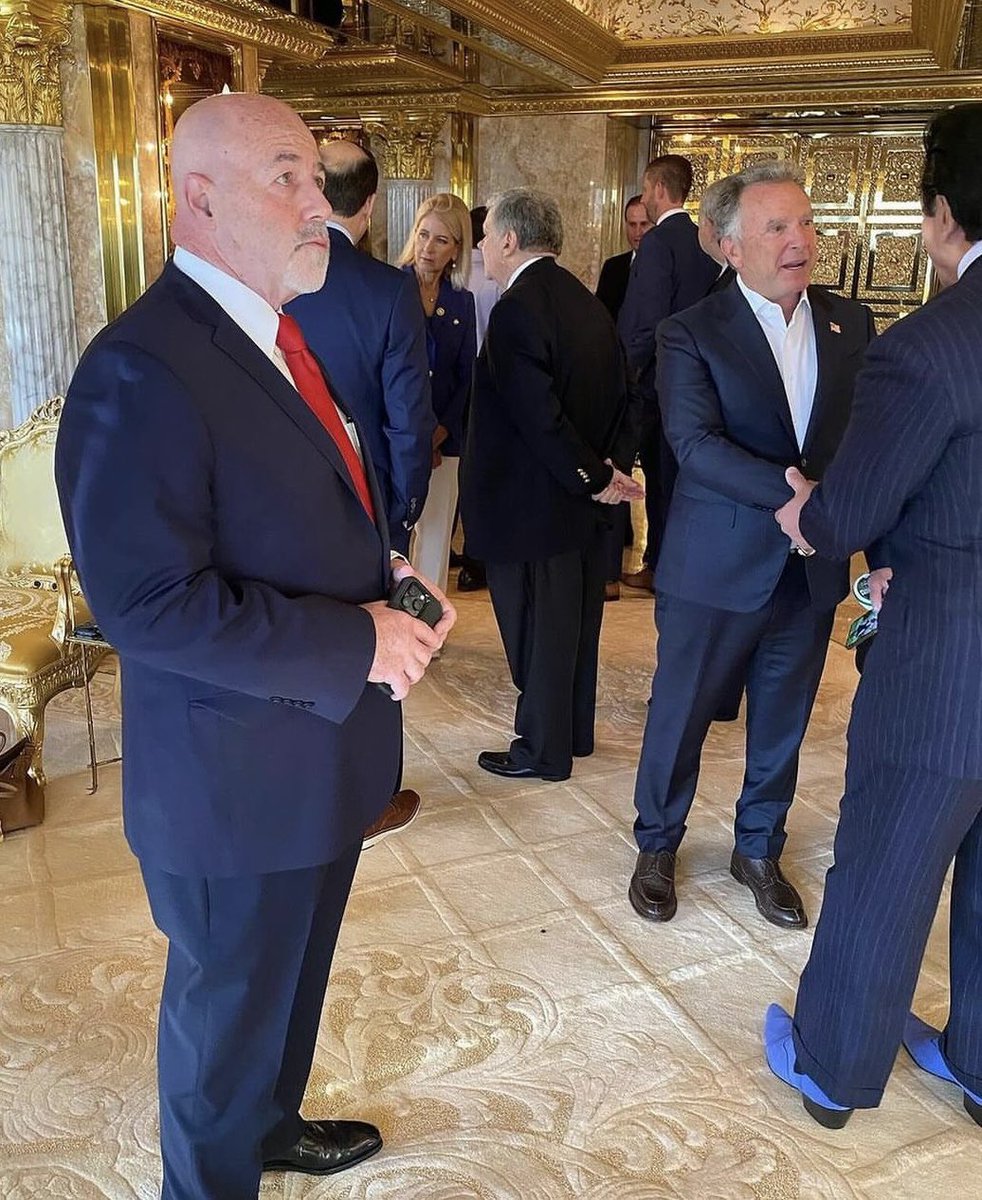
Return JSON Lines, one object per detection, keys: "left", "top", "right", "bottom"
{"left": 397, "top": 192, "right": 472, "bottom": 291}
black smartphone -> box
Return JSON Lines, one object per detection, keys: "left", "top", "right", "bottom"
{"left": 387, "top": 575, "right": 443, "bottom": 628}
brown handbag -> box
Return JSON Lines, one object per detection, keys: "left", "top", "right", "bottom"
{"left": 0, "top": 734, "right": 44, "bottom": 838}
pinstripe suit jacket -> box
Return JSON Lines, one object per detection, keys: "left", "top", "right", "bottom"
{"left": 801, "top": 258, "right": 982, "bottom": 778}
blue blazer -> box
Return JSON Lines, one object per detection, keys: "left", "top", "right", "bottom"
{"left": 287, "top": 227, "right": 434, "bottom": 554}
{"left": 802, "top": 258, "right": 982, "bottom": 778}
{"left": 654, "top": 281, "right": 876, "bottom": 613}
{"left": 55, "top": 262, "right": 401, "bottom": 877}
{"left": 402, "top": 267, "right": 476, "bottom": 456}
{"left": 618, "top": 212, "right": 719, "bottom": 403}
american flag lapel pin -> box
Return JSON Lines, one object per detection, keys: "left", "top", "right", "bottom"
{"left": 830, "top": 321, "right": 841, "bottom": 333}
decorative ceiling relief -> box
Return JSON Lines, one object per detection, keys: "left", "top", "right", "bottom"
{"left": 611, "top": 0, "right": 912, "bottom": 40}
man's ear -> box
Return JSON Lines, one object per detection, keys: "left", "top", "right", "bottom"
{"left": 185, "top": 173, "right": 214, "bottom": 220}
{"left": 934, "top": 194, "right": 958, "bottom": 241}
{"left": 502, "top": 228, "right": 519, "bottom": 256}
{"left": 720, "top": 234, "right": 740, "bottom": 269}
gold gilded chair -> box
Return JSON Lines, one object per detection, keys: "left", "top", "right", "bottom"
{"left": 0, "top": 396, "right": 108, "bottom": 792}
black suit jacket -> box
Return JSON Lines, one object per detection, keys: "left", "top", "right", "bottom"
{"left": 595, "top": 250, "right": 633, "bottom": 321}
{"left": 460, "top": 257, "right": 635, "bottom": 563}
{"left": 708, "top": 264, "right": 737, "bottom": 293}
{"left": 802, "top": 258, "right": 982, "bottom": 777}
{"left": 618, "top": 213, "right": 720, "bottom": 402}
{"left": 286, "top": 227, "right": 435, "bottom": 554}
{"left": 56, "top": 262, "right": 400, "bottom": 876}
{"left": 654, "top": 281, "right": 876, "bottom": 612}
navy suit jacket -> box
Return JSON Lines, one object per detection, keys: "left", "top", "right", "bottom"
{"left": 402, "top": 268, "right": 476, "bottom": 456}
{"left": 460, "top": 257, "right": 635, "bottom": 563}
{"left": 802, "top": 258, "right": 982, "bottom": 777}
{"left": 286, "top": 227, "right": 434, "bottom": 554}
{"left": 595, "top": 250, "right": 632, "bottom": 321}
{"left": 654, "top": 281, "right": 876, "bottom": 612}
{"left": 618, "top": 212, "right": 719, "bottom": 404}
{"left": 55, "top": 262, "right": 401, "bottom": 877}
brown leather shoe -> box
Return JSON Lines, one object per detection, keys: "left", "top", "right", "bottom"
{"left": 604, "top": 581, "right": 621, "bottom": 602}
{"left": 362, "top": 789, "right": 420, "bottom": 848}
{"left": 263, "top": 1118, "right": 381, "bottom": 1176}
{"left": 730, "top": 851, "right": 807, "bottom": 929}
{"left": 621, "top": 565, "right": 653, "bottom": 590}
{"left": 629, "top": 850, "right": 677, "bottom": 921}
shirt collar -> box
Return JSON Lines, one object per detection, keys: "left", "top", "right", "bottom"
{"left": 736, "top": 273, "right": 811, "bottom": 324}
{"left": 957, "top": 241, "right": 982, "bottom": 280}
{"left": 656, "top": 207, "right": 686, "bottom": 226}
{"left": 506, "top": 254, "right": 550, "bottom": 290}
{"left": 173, "top": 246, "right": 281, "bottom": 359}
{"left": 326, "top": 219, "right": 356, "bottom": 246}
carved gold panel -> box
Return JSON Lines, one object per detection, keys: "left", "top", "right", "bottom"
{"left": 655, "top": 123, "right": 931, "bottom": 325}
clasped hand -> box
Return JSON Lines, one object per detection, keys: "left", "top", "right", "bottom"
{"left": 361, "top": 561, "right": 457, "bottom": 701}
{"left": 593, "top": 460, "right": 645, "bottom": 505}
{"left": 774, "top": 466, "right": 818, "bottom": 553}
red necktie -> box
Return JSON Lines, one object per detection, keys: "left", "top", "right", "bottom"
{"left": 275, "top": 313, "right": 376, "bottom": 523}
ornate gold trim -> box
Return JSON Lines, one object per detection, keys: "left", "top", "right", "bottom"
{"left": 913, "top": 0, "right": 968, "bottom": 70}
{"left": 363, "top": 110, "right": 446, "bottom": 179}
{"left": 613, "top": 25, "right": 920, "bottom": 66}
{"left": 265, "top": 45, "right": 465, "bottom": 93}
{"left": 0, "top": 1, "right": 72, "bottom": 125}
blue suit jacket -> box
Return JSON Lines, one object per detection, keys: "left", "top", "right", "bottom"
{"left": 802, "top": 258, "right": 982, "bottom": 777}
{"left": 287, "top": 227, "right": 434, "bottom": 554}
{"left": 402, "top": 268, "right": 476, "bottom": 456}
{"left": 618, "top": 212, "right": 719, "bottom": 404}
{"left": 55, "top": 262, "right": 401, "bottom": 877}
{"left": 654, "top": 281, "right": 876, "bottom": 612}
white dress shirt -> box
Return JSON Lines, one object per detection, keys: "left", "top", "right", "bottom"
{"left": 957, "top": 240, "right": 982, "bottom": 279}
{"left": 172, "top": 245, "right": 363, "bottom": 460}
{"left": 506, "top": 254, "right": 551, "bottom": 291}
{"left": 656, "top": 207, "right": 686, "bottom": 226}
{"left": 736, "top": 275, "right": 818, "bottom": 451}
{"left": 326, "top": 218, "right": 356, "bottom": 246}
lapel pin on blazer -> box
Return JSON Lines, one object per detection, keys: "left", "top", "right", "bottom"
{"left": 830, "top": 322, "right": 842, "bottom": 334}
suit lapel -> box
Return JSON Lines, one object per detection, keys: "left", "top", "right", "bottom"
{"left": 718, "top": 287, "right": 798, "bottom": 446}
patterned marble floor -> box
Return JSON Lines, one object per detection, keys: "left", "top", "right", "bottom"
{"left": 0, "top": 586, "right": 975, "bottom": 1199}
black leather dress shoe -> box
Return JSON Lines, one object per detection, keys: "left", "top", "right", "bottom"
{"left": 730, "top": 852, "right": 807, "bottom": 929}
{"left": 628, "top": 850, "right": 677, "bottom": 921}
{"left": 457, "top": 565, "right": 487, "bottom": 592}
{"left": 477, "top": 750, "right": 569, "bottom": 782}
{"left": 263, "top": 1119, "right": 382, "bottom": 1176}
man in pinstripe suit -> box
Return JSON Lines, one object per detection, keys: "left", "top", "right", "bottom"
{"left": 767, "top": 103, "right": 982, "bottom": 1129}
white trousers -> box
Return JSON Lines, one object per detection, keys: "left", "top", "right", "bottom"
{"left": 411, "top": 456, "right": 458, "bottom": 594}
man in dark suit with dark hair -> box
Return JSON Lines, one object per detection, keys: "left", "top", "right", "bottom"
{"left": 767, "top": 103, "right": 982, "bottom": 1132}
{"left": 595, "top": 194, "right": 651, "bottom": 321}
{"left": 287, "top": 138, "right": 436, "bottom": 844}
{"left": 55, "top": 94, "right": 455, "bottom": 1198}
{"left": 628, "top": 162, "right": 875, "bottom": 933}
{"left": 287, "top": 140, "right": 434, "bottom": 558}
{"left": 461, "top": 188, "right": 641, "bottom": 783}
{"left": 619, "top": 154, "right": 720, "bottom": 589}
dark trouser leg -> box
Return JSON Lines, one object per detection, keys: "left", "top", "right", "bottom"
{"left": 736, "top": 559, "right": 834, "bottom": 859}
{"left": 633, "top": 592, "right": 764, "bottom": 853}
{"left": 487, "top": 547, "right": 594, "bottom": 778}
{"left": 142, "top": 844, "right": 360, "bottom": 1200}
{"left": 603, "top": 504, "right": 627, "bottom": 583}
{"left": 943, "top": 802, "right": 982, "bottom": 1096}
{"left": 792, "top": 758, "right": 982, "bottom": 1108}
{"left": 571, "top": 532, "right": 608, "bottom": 757}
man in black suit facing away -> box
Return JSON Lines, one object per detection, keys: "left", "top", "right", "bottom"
{"left": 765, "top": 104, "right": 982, "bottom": 1131}
{"left": 628, "top": 162, "right": 875, "bottom": 931}
{"left": 595, "top": 194, "right": 652, "bottom": 321}
{"left": 619, "top": 155, "right": 720, "bottom": 589}
{"left": 460, "top": 189, "right": 642, "bottom": 783}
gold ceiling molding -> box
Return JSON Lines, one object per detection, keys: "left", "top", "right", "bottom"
{"left": 299, "top": 89, "right": 489, "bottom": 121}
{"left": 107, "top": 0, "right": 339, "bottom": 60}
{"left": 437, "top": 0, "right": 620, "bottom": 82}
{"left": 913, "top": 0, "right": 969, "bottom": 67}
{"left": 363, "top": 110, "right": 447, "bottom": 179}
{"left": 266, "top": 45, "right": 464, "bottom": 92}
{"left": 0, "top": 0, "right": 72, "bottom": 125}
{"left": 612, "top": 26, "right": 924, "bottom": 67}
{"left": 610, "top": 0, "right": 911, "bottom": 41}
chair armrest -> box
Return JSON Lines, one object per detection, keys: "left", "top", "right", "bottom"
{"left": 51, "top": 554, "right": 78, "bottom": 647}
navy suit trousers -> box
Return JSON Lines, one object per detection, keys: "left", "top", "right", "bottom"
{"left": 793, "top": 757, "right": 982, "bottom": 1108}
{"left": 633, "top": 556, "right": 834, "bottom": 858}
{"left": 142, "top": 843, "right": 361, "bottom": 1199}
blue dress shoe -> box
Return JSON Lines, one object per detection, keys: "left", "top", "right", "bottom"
{"left": 903, "top": 1012, "right": 982, "bottom": 1126}
{"left": 764, "top": 1004, "right": 854, "bottom": 1129}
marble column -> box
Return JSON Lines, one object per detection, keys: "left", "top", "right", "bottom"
{"left": 366, "top": 113, "right": 447, "bottom": 264}
{"left": 0, "top": 3, "right": 78, "bottom": 428}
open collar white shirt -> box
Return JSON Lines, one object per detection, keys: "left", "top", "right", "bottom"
{"left": 506, "top": 254, "right": 551, "bottom": 291}
{"left": 656, "top": 207, "right": 686, "bottom": 225}
{"left": 736, "top": 274, "right": 818, "bottom": 451}
{"left": 957, "top": 241, "right": 982, "bottom": 279}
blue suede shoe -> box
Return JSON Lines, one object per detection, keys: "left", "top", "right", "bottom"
{"left": 764, "top": 1004, "right": 854, "bottom": 1129}
{"left": 903, "top": 1012, "right": 982, "bottom": 1127}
